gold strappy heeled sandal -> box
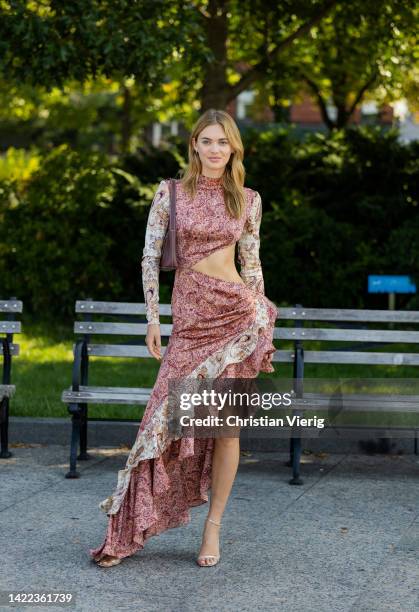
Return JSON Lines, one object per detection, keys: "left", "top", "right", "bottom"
{"left": 196, "top": 517, "right": 222, "bottom": 567}
{"left": 95, "top": 555, "right": 122, "bottom": 568}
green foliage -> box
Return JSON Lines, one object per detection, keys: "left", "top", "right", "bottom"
{"left": 0, "top": 143, "right": 181, "bottom": 318}
{"left": 0, "top": 0, "right": 188, "bottom": 89}
{"left": 0, "top": 0, "right": 417, "bottom": 129}
{"left": 0, "top": 145, "right": 122, "bottom": 317}
{"left": 1, "top": 126, "right": 418, "bottom": 316}
{"left": 0, "top": 146, "right": 41, "bottom": 181}
{"left": 0, "top": 76, "right": 169, "bottom": 154}
{"left": 278, "top": 0, "right": 419, "bottom": 126}
{"left": 244, "top": 125, "right": 419, "bottom": 308}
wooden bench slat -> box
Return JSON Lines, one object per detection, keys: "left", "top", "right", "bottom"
{"left": 272, "top": 350, "right": 294, "bottom": 362}
{"left": 70, "top": 385, "right": 152, "bottom": 394}
{"left": 0, "top": 300, "right": 23, "bottom": 313}
{"left": 74, "top": 322, "right": 173, "bottom": 336}
{"left": 276, "top": 307, "right": 419, "bottom": 323}
{"left": 276, "top": 327, "right": 419, "bottom": 343}
{"left": 79, "top": 322, "right": 419, "bottom": 343}
{"left": 78, "top": 344, "right": 291, "bottom": 362}
{"left": 294, "top": 350, "right": 419, "bottom": 365}
{"left": 75, "top": 300, "right": 172, "bottom": 316}
{"left": 62, "top": 385, "right": 151, "bottom": 404}
{"left": 0, "top": 321, "right": 21, "bottom": 334}
{"left": 0, "top": 344, "right": 20, "bottom": 356}
{"left": 291, "top": 392, "right": 419, "bottom": 413}
{"left": 83, "top": 344, "right": 152, "bottom": 358}
{"left": 76, "top": 302, "right": 419, "bottom": 323}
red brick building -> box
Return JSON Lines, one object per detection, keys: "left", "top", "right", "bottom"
{"left": 226, "top": 90, "right": 394, "bottom": 127}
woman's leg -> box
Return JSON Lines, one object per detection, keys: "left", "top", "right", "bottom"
{"left": 197, "top": 435, "right": 240, "bottom": 564}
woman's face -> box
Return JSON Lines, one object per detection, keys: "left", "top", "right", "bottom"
{"left": 193, "top": 123, "right": 233, "bottom": 176}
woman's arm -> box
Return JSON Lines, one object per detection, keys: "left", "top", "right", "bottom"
{"left": 141, "top": 179, "right": 170, "bottom": 325}
{"left": 237, "top": 190, "right": 265, "bottom": 296}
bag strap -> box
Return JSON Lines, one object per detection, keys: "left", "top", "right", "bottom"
{"left": 168, "top": 178, "right": 176, "bottom": 230}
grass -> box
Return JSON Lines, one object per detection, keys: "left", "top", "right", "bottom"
{"left": 10, "top": 317, "right": 161, "bottom": 421}
{"left": 5, "top": 318, "right": 419, "bottom": 427}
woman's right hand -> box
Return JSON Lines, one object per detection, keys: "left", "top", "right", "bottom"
{"left": 146, "top": 323, "right": 162, "bottom": 361}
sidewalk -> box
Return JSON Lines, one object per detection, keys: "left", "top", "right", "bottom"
{"left": 0, "top": 444, "right": 418, "bottom": 612}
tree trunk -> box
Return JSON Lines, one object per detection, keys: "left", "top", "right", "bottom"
{"left": 336, "top": 104, "right": 350, "bottom": 129}
{"left": 121, "top": 84, "right": 132, "bottom": 152}
{"left": 199, "top": 0, "right": 229, "bottom": 111}
{"left": 197, "top": 0, "right": 338, "bottom": 113}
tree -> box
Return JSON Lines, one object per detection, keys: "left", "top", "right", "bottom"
{"left": 176, "top": 0, "right": 338, "bottom": 111}
{"left": 2, "top": 1, "right": 416, "bottom": 136}
{"left": 284, "top": 0, "right": 419, "bottom": 129}
{"left": 0, "top": 0, "right": 195, "bottom": 149}
{"left": 0, "top": 0, "right": 339, "bottom": 142}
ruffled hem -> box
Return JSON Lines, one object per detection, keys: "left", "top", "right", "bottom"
{"left": 257, "top": 295, "right": 278, "bottom": 373}
{"left": 222, "top": 293, "right": 277, "bottom": 377}
{"left": 89, "top": 436, "right": 214, "bottom": 561}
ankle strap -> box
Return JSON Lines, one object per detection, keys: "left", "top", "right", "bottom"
{"left": 206, "top": 517, "right": 222, "bottom": 526}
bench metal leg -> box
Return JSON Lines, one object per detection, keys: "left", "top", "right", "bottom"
{"left": 0, "top": 396, "right": 12, "bottom": 458}
{"left": 286, "top": 436, "right": 293, "bottom": 467}
{"left": 289, "top": 323, "right": 304, "bottom": 484}
{"left": 415, "top": 431, "right": 418, "bottom": 456}
{"left": 66, "top": 405, "right": 81, "bottom": 478}
{"left": 288, "top": 435, "right": 303, "bottom": 485}
{"left": 78, "top": 404, "right": 91, "bottom": 461}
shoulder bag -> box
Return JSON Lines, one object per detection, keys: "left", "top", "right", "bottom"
{"left": 160, "top": 178, "right": 178, "bottom": 271}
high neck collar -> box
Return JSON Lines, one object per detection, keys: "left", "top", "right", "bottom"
{"left": 197, "top": 174, "right": 223, "bottom": 191}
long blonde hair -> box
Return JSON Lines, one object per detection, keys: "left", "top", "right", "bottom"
{"left": 179, "top": 109, "right": 246, "bottom": 220}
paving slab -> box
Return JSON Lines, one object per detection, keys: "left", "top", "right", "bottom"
{"left": 0, "top": 445, "right": 418, "bottom": 612}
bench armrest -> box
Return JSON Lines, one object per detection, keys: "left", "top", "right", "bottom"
{"left": 71, "top": 339, "right": 89, "bottom": 391}
{"left": 1, "top": 338, "right": 11, "bottom": 385}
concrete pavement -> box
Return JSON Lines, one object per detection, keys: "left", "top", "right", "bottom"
{"left": 0, "top": 443, "right": 418, "bottom": 612}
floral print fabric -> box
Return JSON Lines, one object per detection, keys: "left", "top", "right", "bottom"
{"left": 89, "top": 174, "right": 278, "bottom": 562}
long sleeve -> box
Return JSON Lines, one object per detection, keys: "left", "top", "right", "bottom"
{"left": 237, "top": 190, "right": 265, "bottom": 296}
{"left": 141, "top": 179, "right": 170, "bottom": 324}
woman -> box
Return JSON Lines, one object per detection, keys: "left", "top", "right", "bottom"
{"left": 89, "top": 108, "right": 278, "bottom": 568}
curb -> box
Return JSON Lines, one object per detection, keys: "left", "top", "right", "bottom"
{"left": 8, "top": 417, "right": 418, "bottom": 455}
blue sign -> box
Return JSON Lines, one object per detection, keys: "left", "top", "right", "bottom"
{"left": 368, "top": 275, "right": 417, "bottom": 294}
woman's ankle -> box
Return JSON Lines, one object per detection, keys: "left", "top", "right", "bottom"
{"left": 207, "top": 511, "right": 223, "bottom": 524}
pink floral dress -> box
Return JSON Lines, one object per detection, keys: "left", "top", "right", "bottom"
{"left": 89, "top": 173, "right": 278, "bottom": 561}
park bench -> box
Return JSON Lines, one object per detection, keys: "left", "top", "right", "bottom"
{"left": 0, "top": 297, "right": 22, "bottom": 458}
{"left": 62, "top": 298, "right": 172, "bottom": 478}
{"left": 62, "top": 297, "right": 281, "bottom": 478}
{"left": 61, "top": 299, "right": 419, "bottom": 484}
{"left": 276, "top": 305, "right": 419, "bottom": 485}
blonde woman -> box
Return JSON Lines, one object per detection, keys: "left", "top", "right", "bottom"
{"left": 89, "top": 109, "right": 277, "bottom": 568}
